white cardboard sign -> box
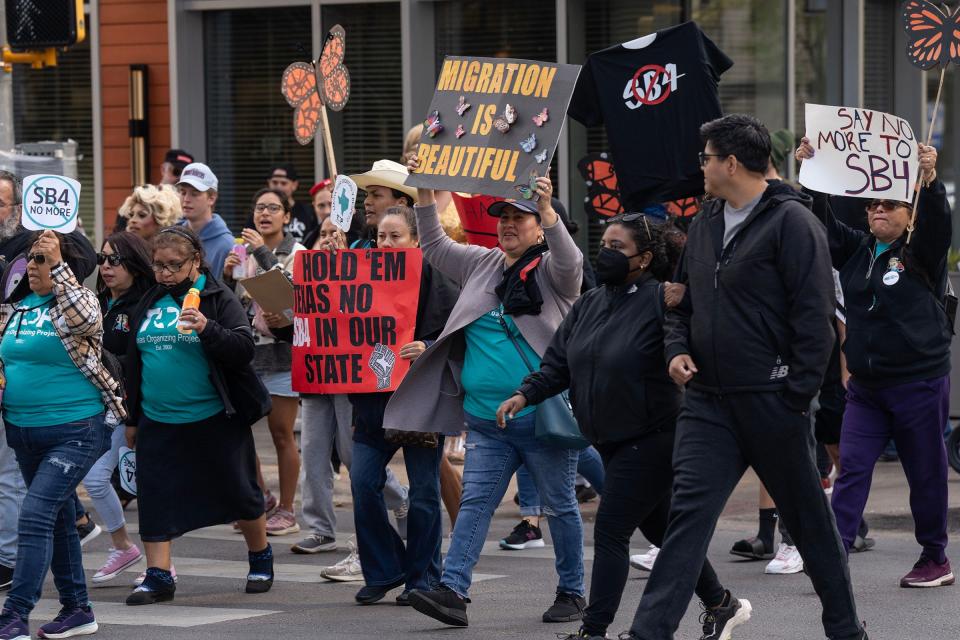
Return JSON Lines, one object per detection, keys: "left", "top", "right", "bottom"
{"left": 21, "top": 174, "right": 81, "bottom": 233}
{"left": 799, "top": 104, "right": 919, "bottom": 202}
{"left": 118, "top": 446, "right": 137, "bottom": 496}
{"left": 331, "top": 175, "right": 358, "bottom": 232}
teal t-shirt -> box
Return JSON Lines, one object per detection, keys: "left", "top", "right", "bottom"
{"left": 1, "top": 292, "right": 103, "bottom": 427}
{"left": 461, "top": 306, "right": 540, "bottom": 421}
{"left": 875, "top": 241, "right": 891, "bottom": 257}
{"left": 135, "top": 277, "right": 224, "bottom": 424}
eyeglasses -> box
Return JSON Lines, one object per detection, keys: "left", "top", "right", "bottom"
{"left": 26, "top": 253, "right": 45, "bottom": 264}
{"left": 698, "top": 152, "right": 728, "bottom": 167}
{"left": 96, "top": 253, "right": 123, "bottom": 267}
{"left": 866, "top": 199, "right": 912, "bottom": 212}
{"left": 254, "top": 203, "right": 284, "bottom": 214}
{"left": 606, "top": 212, "right": 653, "bottom": 241}
{"left": 151, "top": 260, "right": 188, "bottom": 274}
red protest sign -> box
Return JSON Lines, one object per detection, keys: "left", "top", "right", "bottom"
{"left": 450, "top": 192, "right": 501, "bottom": 248}
{"left": 292, "top": 249, "right": 423, "bottom": 394}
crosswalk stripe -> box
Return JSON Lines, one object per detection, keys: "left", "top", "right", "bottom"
{"left": 83, "top": 553, "right": 332, "bottom": 584}
{"left": 31, "top": 600, "right": 278, "bottom": 627}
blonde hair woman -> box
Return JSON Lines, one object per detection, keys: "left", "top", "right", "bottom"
{"left": 118, "top": 185, "right": 183, "bottom": 244}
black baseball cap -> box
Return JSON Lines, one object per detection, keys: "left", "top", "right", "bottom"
{"left": 269, "top": 164, "right": 299, "bottom": 182}
{"left": 487, "top": 199, "right": 539, "bottom": 218}
{"left": 163, "top": 149, "right": 194, "bottom": 170}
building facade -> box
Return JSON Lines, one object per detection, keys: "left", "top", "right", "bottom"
{"left": 7, "top": 0, "right": 958, "bottom": 250}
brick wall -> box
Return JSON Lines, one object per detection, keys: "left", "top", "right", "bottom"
{"left": 99, "top": 0, "right": 170, "bottom": 231}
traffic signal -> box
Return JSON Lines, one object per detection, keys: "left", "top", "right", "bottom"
{"left": 5, "top": 0, "right": 85, "bottom": 51}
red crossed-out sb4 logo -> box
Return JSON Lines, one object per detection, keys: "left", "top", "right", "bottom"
{"left": 622, "top": 63, "right": 685, "bottom": 110}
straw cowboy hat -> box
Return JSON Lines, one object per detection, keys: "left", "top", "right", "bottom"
{"left": 349, "top": 159, "right": 419, "bottom": 202}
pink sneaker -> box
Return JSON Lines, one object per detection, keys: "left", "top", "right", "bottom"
{"left": 134, "top": 564, "right": 177, "bottom": 586}
{"left": 92, "top": 545, "right": 143, "bottom": 584}
{"left": 266, "top": 508, "right": 301, "bottom": 536}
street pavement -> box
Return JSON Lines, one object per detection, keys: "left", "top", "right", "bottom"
{"left": 44, "top": 425, "right": 960, "bottom": 640}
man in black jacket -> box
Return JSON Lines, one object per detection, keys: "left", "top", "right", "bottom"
{"left": 623, "top": 116, "right": 866, "bottom": 640}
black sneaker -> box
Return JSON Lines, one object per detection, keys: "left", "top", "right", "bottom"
{"left": 499, "top": 520, "right": 545, "bottom": 550}
{"left": 0, "top": 565, "right": 12, "bottom": 592}
{"left": 557, "top": 626, "right": 606, "bottom": 639}
{"left": 575, "top": 485, "right": 598, "bottom": 503}
{"left": 543, "top": 592, "right": 586, "bottom": 623}
{"left": 698, "top": 590, "right": 752, "bottom": 640}
{"left": 125, "top": 582, "right": 175, "bottom": 606}
{"left": 396, "top": 590, "right": 412, "bottom": 606}
{"left": 76, "top": 518, "right": 102, "bottom": 548}
{"left": 354, "top": 578, "right": 404, "bottom": 605}
{"left": 408, "top": 584, "right": 469, "bottom": 627}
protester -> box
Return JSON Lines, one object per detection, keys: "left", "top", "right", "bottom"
{"left": 310, "top": 179, "right": 333, "bottom": 225}
{"left": 118, "top": 184, "right": 183, "bottom": 246}
{"left": 798, "top": 138, "right": 954, "bottom": 588}
{"left": 81, "top": 232, "right": 156, "bottom": 585}
{"left": 264, "top": 164, "right": 316, "bottom": 244}
{"left": 123, "top": 226, "right": 272, "bottom": 605}
{"left": 159, "top": 149, "right": 194, "bottom": 185}
{"left": 342, "top": 206, "right": 458, "bottom": 605}
{"left": 495, "top": 214, "right": 731, "bottom": 640}
{"left": 349, "top": 160, "right": 417, "bottom": 248}
{"left": 224, "top": 188, "right": 306, "bottom": 536}
{"left": 176, "top": 162, "right": 235, "bottom": 279}
{"left": 623, "top": 115, "right": 866, "bottom": 640}
{"left": 0, "top": 230, "right": 124, "bottom": 640}
{"left": 392, "top": 157, "right": 586, "bottom": 627}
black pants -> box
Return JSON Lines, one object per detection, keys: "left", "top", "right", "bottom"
{"left": 583, "top": 429, "right": 725, "bottom": 637}
{"left": 630, "top": 390, "right": 863, "bottom": 640}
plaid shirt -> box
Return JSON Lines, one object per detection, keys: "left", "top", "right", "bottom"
{"left": 0, "top": 263, "right": 126, "bottom": 425}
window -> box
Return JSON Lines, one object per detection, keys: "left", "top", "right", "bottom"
{"left": 203, "top": 7, "right": 315, "bottom": 232}
{"left": 863, "top": 0, "right": 895, "bottom": 113}
{"left": 12, "top": 26, "right": 94, "bottom": 236}
{"left": 321, "top": 3, "right": 404, "bottom": 176}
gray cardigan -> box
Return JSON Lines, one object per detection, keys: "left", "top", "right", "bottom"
{"left": 383, "top": 202, "right": 583, "bottom": 434}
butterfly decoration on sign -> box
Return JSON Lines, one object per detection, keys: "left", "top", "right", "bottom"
{"left": 424, "top": 110, "right": 444, "bottom": 137}
{"left": 532, "top": 108, "right": 549, "bottom": 127}
{"left": 456, "top": 95, "right": 471, "bottom": 117}
{"left": 493, "top": 104, "right": 518, "bottom": 133}
{"left": 514, "top": 171, "right": 540, "bottom": 200}
{"left": 281, "top": 24, "right": 351, "bottom": 146}
{"left": 520, "top": 133, "right": 537, "bottom": 153}
{"left": 534, "top": 149, "right": 547, "bottom": 163}
{"left": 901, "top": 1, "right": 960, "bottom": 69}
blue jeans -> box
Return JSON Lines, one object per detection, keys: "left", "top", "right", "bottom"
{"left": 443, "top": 412, "right": 583, "bottom": 598}
{"left": 517, "top": 446, "right": 605, "bottom": 517}
{"left": 2, "top": 414, "right": 110, "bottom": 618}
{"left": 351, "top": 435, "right": 443, "bottom": 590}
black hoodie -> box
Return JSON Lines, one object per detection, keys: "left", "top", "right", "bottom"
{"left": 809, "top": 180, "right": 952, "bottom": 387}
{"left": 664, "top": 181, "right": 835, "bottom": 410}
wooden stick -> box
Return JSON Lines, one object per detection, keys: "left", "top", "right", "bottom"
{"left": 906, "top": 65, "right": 947, "bottom": 244}
{"left": 319, "top": 104, "right": 338, "bottom": 177}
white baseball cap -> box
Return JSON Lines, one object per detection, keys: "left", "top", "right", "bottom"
{"left": 177, "top": 162, "right": 219, "bottom": 192}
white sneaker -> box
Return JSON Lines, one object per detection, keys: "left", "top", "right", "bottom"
{"left": 320, "top": 541, "right": 363, "bottom": 582}
{"left": 764, "top": 544, "right": 804, "bottom": 575}
{"left": 630, "top": 545, "right": 660, "bottom": 571}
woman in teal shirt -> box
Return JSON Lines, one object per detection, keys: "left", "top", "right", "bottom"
{"left": 0, "top": 230, "right": 121, "bottom": 640}
{"left": 122, "top": 226, "right": 272, "bottom": 607}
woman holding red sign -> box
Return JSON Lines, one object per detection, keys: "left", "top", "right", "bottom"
{"left": 395, "top": 156, "right": 586, "bottom": 627}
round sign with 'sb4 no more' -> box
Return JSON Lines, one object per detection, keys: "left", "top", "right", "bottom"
{"left": 21, "top": 174, "right": 81, "bottom": 233}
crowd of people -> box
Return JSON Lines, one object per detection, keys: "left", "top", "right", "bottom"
{"left": 0, "top": 112, "right": 953, "bottom": 640}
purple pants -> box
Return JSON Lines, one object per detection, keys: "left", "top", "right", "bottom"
{"left": 831, "top": 375, "right": 950, "bottom": 563}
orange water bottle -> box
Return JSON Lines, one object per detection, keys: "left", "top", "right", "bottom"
{"left": 177, "top": 287, "right": 201, "bottom": 335}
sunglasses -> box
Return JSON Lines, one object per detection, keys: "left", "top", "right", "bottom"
{"left": 606, "top": 212, "right": 653, "bottom": 241}
{"left": 26, "top": 253, "right": 45, "bottom": 264}
{"left": 866, "top": 199, "right": 912, "bottom": 212}
{"left": 96, "top": 253, "right": 123, "bottom": 267}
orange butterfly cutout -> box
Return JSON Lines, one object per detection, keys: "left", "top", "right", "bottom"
{"left": 901, "top": 0, "right": 960, "bottom": 70}
{"left": 281, "top": 24, "right": 352, "bottom": 145}
{"left": 664, "top": 197, "right": 701, "bottom": 218}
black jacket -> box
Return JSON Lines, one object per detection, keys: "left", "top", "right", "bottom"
{"left": 100, "top": 280, "right": 154, "bottom": 361}
{"left": 810, "top": 180, "right": 952, "bottom": 387}
{"left": 124, "top": 271, "right": 267, "bottom": 426}
{"left": 664, "top": 181, "right": 835, "bottom": 410}
{"left": 350, "top": 262, "right": 459, "bottom": 448}
{"left": 517, "top": 273, "right": 680, "bottom": 445}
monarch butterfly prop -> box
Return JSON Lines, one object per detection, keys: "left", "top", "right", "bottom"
{"left": 577, "top": 153, "right": 702, "bottom": 221}
{"left": 281, "top": 24, "right": 352, "bottom": 146}
{"left": 901, "top": 1, "right": 960, "bottom": 70}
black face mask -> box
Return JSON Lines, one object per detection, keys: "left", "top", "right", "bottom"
{"left": 163, "top": 274, "right": 195, "bottom": 299}
{"left": 596, "top": 247, "right": 641, "bottom": 285}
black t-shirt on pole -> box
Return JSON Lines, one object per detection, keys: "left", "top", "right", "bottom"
{"left": 568, "top": 21, "right": 733, "bottom": 211}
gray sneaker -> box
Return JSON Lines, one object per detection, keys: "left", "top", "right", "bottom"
{"left": 291, "top": 534, "right": 338, "bottom": 554}
{"left": 320, "top": 541, "right": 363, "bottom": 582}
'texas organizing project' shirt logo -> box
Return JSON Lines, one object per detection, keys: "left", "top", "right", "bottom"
{"left": 622, "top": 63, "right": 685, "bottom": 110}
